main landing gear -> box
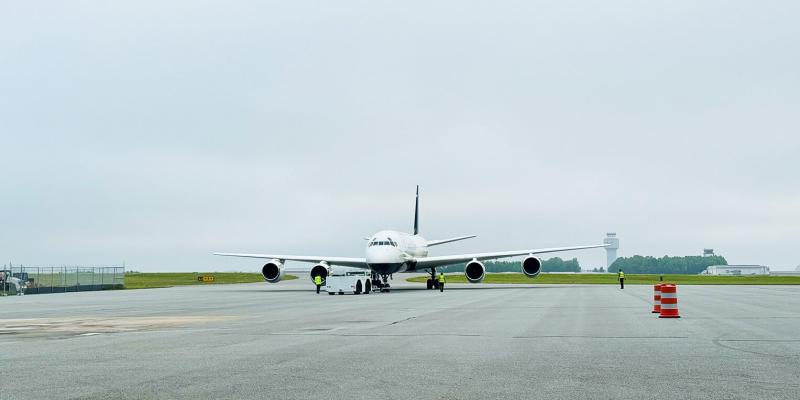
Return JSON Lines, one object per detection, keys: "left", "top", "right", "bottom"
{"left": 426, "top": 267, "right": 440, "bottom": 290}
{"left": 371, "top": 272, "right": 392, "bottom": 293}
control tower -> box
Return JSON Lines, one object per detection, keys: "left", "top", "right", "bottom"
{"left": 603, "top": 233, "right": 619, "bottom": 269}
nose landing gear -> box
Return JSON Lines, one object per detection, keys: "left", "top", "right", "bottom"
{"left": 371, "top": 272, "right": 392, "bottom": 292}
{"left": 379, "top": 274, "right": 391, "bottom": 292}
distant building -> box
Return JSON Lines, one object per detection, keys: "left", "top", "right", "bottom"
{"left": 702, "top": 265, "right": 769, "bottom": 276}
{"left": 603, "top": 233, "right": 619, "bottom": 269}
{"left": 769, "top": 265, "right": 800, "bottom": 276}
{"left": 703, "top": 249, "right": 715, "bottom": 257}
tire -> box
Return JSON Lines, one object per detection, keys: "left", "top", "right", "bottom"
{"left": 365, "top": 280, "right": 371, "bottom": 294}
{"left": 355, "top": 280, "right": 362, "bottom": 295}
{"left": 328, "top": 292, "right": 335, "bottom": 295}
{"left": 426, "top": 279, "right": 432, "bottom": 290}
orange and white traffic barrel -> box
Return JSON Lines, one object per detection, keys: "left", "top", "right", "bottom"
{"left": 659, "top": 284, "right": 680, "bottom": 318}
{"left": 652, "top": 284, "right": 662, "bottom": 314}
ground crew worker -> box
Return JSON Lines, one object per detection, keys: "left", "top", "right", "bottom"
{"left": 618, "top": 269, "right": 625, "bottom": 289}
{"left": 314, "top": 274, "right": 323, "bottom": 294}
{"left": 438, "top": 273, "right": 446, "bottom": 292}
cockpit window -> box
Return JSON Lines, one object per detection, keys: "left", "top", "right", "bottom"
{"left": 370, "top": 239, "right": 397, "bottom": 247}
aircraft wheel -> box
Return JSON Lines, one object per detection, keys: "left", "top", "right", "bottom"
{"left": 426, "top": 279, "right": 432, "bottom": 290}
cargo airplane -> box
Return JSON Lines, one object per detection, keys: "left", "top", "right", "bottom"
{"left": 215, "top": 187, "right": 606, "bottom": 293}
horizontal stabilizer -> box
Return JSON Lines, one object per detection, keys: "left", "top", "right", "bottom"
{"left": 427, "top": 235, "right": 477, "bottom": 247}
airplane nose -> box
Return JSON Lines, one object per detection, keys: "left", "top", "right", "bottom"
{"left": 366, "top": 246, "right": 399, "bottom": 264}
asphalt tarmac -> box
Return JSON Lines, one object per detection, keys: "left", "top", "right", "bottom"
{"left": 2, "top": 277, "right": 799, "bottom": 399}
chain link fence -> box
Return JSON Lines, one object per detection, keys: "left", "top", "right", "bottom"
{"left": 0, "top": 265, "right": 125, "bottom": 295}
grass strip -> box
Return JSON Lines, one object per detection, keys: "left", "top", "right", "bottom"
{"left": 124, "top": 272, "right": 297, "bottom": 289}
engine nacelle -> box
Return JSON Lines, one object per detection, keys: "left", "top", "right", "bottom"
{"left": 464, "top": 259, "right": 485, "bottom": 283}
{"left": 522, "top": 256, "right": 542, "bottom": 278}
{"left": 261, "top": 259, "right": 285, "bottom": 283}
{"left": 309, "top": 263, "right": 329, "bottom": 284}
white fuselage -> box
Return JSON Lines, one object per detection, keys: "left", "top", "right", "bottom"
{"left": 365, "top": 230, "right": 428, "bottom": 275}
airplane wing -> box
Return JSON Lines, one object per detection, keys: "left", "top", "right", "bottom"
{"left": 213, "top": 252, "right": 369, "bottom": 268}
{"left": 413, "top": 244, "right": 608, "bottom": 269}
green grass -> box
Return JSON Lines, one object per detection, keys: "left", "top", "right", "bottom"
{"left": 124, "top": 272, "right": 298, "bottom": 289}
{"left": 407, "top": 273, "right": 800, "bottom": 285}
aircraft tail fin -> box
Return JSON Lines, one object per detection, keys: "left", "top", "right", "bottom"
{"left": 413, "top": 185, "right": 419, "bottom": 235}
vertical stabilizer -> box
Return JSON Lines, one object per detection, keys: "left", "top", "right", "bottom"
{"left": 413, "top": 185, "right": 419, "bottom": 235}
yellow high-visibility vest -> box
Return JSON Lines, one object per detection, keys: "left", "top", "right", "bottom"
{"left": 314, "top": 276, "right": 322, "bottom": 285}
{"left": 618, "top": 271, "right": 625, "bottom": 279}
{"left": 438, "top": 274, "right": 445, "bottom": 283}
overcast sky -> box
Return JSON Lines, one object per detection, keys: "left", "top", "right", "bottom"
{"left": 1, "top": 1, "right": 798, "bottom": 272}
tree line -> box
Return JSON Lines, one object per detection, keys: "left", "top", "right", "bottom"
{"left": 609, "top": 255, "right": 728, "bottom": 275}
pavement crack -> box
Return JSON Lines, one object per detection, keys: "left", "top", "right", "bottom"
{"left": 712, "top": 337, "right": 800, "bottom": 359}
{"left": 512, "top": 335, "right": 688, "bottom": 339}
{"left": 389, "top": 316, "right": 416, "bottom": 326}
{"left": 719, "top": 339, "right": 800, "bottom": 342}
{"left": 270, "top": 332, "right": 482, "bottom": 338}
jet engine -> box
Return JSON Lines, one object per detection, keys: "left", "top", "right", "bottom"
{"left": 522, "top": 256, "right": 542, "bottom": 278}
{"left": 464, "top": 259, "right": 485, "bottom": 283}
{"left": 309, "top": 263, "right": 329, "bottom": 283}
{"left": 261, "top": 259, "right": 285, "bottom": 283}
